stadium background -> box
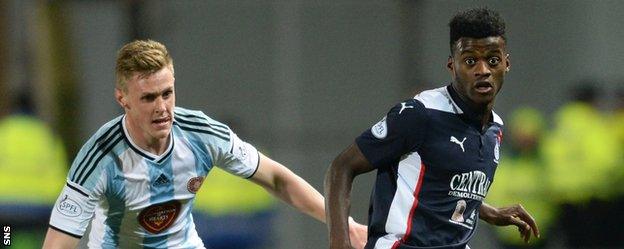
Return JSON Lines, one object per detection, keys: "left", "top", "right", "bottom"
{"left": 1, "top": 1, "right": 623, "bottom": 248}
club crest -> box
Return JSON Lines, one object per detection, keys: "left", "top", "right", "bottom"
{"left": 187, "top": 176, "right": 204, "bottom": 194}
{"left": 494, "top": 138, "right": 500, "bottom": 163}
{"left": 494, "top": 130, "right": 502, "bottom": 163}
{"left": 138, "top": 200, "right": 181, "bottom": 233}
{"left": 372, "top": 116, "right": 387, "bottom": 139}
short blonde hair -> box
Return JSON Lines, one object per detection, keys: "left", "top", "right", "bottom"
{"left": 115, "top": 39, "right": 174, "bottom": 91}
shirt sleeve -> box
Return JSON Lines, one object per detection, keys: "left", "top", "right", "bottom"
{"left": 355, "top": 98, "right": 429, "bottom": 169}
{"left": 49, "top": 120, "right": 117, "bottom": 238}
{"left": 214, "top": 130, "right": 260, "bottom": 179}
{"left": 48, "top": 181, "right": 98, "bottom": 238}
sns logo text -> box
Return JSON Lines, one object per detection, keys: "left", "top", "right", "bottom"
{"left": 3, "top": 225, "right": 10, "bottom": 246}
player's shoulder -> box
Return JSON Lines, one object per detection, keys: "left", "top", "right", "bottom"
{"left": 387, "top": 98, "right": 425, "bottom": 116}
{"left": 173, "top": 106, "right": 231, "bottom": 142}
{"left": 174, "top": 107, "right": 229, "bottom": 129}
{"left": 414, "top": 86, "right": 461, "bottom": 114}
{"left": 492, "top": 110, "right": 504, "bottom": 126}
{"left": 91, "top": 115, "right": 124, "bottom": 139}
{"left": 79, "top": 115, "right": 125, "bottom": 152}
{"left": 174, "top": 107, "right": 213, "bottom": 123}
{"left": 69, "top": 115, "right": 125, "bottom": 188}
{"left": 373, "top": 98, "right": 429, "bottom": 138}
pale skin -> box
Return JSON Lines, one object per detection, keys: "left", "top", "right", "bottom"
{"left": 43, "top": 65, "right": 368, "bottom": 249}
{"left": 325, "top": 36, "right": 539, "bottom": 249}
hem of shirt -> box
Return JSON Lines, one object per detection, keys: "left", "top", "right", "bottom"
{"left": 49, "top": 224, "right": 83, "bottom": 239}
{"left": 245, "top": 151, "right": 261, "bottom": 179}
{"left": 354, "top": 138, "right": 381, "bottom": 169}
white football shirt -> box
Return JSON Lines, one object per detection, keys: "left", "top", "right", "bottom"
{"left": 49, "top": 107, "right": 259, "bottom": 248}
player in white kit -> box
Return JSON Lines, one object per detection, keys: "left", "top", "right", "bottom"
{"left": 43, "top": 40, "right": 367, "bottom": 249}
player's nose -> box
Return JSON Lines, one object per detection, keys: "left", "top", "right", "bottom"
{"left": 154, "top": 97, "right": 167, "bottom": 112}
{"left": 474, "top": 61, "right": 491, "bottom": 77}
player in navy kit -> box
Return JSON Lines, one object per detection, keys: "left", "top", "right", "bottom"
{"left": 325, "top": 8, "right": 539, "bottom": 249}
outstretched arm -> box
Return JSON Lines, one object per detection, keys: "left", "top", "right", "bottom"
{"left": 479, "top": 202, "right": 540, "bottom": 243}
{"left": 42, "top": 228, "right": 80, "bottom": 249}
{"left": 250, "top": 152, "right": 367, "bottom": 248}
{"left": 325, "top": 143, "right": 376, "bottom": 249}
{"left": 250, "top": 152, "right": 326, "bottom": 222}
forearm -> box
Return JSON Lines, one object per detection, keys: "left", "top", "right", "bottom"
{"left": 250, "top": 154, "right": 326, "bottom": 223}
{"left": 479, "top": 202, "right": 499, "bottom": 224}
{"left": 42, "top": 228, "right": 80, "bottom": 249}
{"left": 269, "top": 167, "right": 326, "bottom": 223}
{"left": 325, "top": 158, "right": 356, "bottom": 247}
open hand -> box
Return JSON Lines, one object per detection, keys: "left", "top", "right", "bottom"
{"left": 487, "top": 204, "right": 540, "bottom": 243}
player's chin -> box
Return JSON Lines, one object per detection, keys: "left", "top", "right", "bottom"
{"left": 151, "top": 127, "right": 172, "bottom": 139}
{"left": 469, "top": 94, "right": 495, "bottom": 105}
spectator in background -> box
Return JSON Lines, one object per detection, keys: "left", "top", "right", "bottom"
{"left": 487, "top": 107, "right": 556, "bottom": 249}
{"left": 193, "top": 118, "right": 276, "bottom": 249}
{"left": 611, "top": 88, "right": 624, "bottom": 195}
{"left": 604, "top": 87, "right": 624, "bottom": 246}
{"left": 543, "top": 83, "right": 622, "bottom": 248}
{"left": 0, "top": 90, "right": 68, "bottom": 248}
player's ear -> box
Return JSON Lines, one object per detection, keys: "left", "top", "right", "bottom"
{"left": 447, "top": 56, "right": 454, "bottom": 73}
{"left": 115, "top": 88, "right": 129, "bottom": 110}
{"left": 504, "top": 53, "right": 510, "bottom": 72}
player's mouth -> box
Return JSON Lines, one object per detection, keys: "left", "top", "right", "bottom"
{"left": 152, "top": 117, "right": 171, "bottom": 128}
{"left": 474, "top": 81, "right": 494, "bottom": 94}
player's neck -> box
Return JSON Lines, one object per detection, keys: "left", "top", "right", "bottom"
{"left": 473, "top": 104, "right": 493, "bottom": 131}
{"left": 449, "top": 85, "right": 493, "bottom": 130}
{"left": 124, "top": 117, "right": 171, "bottom": 156}
{"left": 142, "top": 136, "right": 170, "bottom": 155}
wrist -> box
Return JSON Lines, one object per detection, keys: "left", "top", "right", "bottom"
{"left": 480, "top": 204, "right": 499, "bottom": 223}
{"left": 330, "top": 239, "right": 351, "bottom": 248}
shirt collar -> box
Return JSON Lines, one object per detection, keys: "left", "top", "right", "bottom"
{"left": 446, "top": 84, "right": 492, "bottom": 130}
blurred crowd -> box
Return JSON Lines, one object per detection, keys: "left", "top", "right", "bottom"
{"left": 0, "top": 91, "right": 67, "bottom": 248}
{"left": 487, "top": 84, "right": 624, "bottom": 248}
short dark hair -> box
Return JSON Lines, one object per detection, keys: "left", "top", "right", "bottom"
{"left": 448, "top": 8, "right": 506, "bottom": 53}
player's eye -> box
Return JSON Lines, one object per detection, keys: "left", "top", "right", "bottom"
{"left": 142, "top": 95, "right": 156, "bottom": 102}
{"left": 163, "top": 90, "right": 173, "bottom": 99}
{"left": 488, "top": 57, "right": 501, "bottom": 66}
{"left": 464, "top": 58, "right": 476, "bottom": 66}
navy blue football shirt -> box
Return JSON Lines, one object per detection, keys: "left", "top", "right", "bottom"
{"left": 356, "top": 85, "right": 504, "bottom": 249}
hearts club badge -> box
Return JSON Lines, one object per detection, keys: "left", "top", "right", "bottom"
{"left": 138, "top": 200, "right": 181, "bottom": 233}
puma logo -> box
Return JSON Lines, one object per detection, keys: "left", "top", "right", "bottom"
{"left": 399, "top": 102, "right": 414, "bottom": 114}
{"left": 450, "top": 136, "right": 466, "bottom": 152}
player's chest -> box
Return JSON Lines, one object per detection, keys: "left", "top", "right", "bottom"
{"left": 419, "top": 118, "right": 502, "bottom": 175}
{"left": 107, "top": 145, "right": 210, "bottom": 207}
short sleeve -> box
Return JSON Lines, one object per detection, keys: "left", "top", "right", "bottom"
{"left": 356, "top": 99, "right": 429, "bottom": 169}
{"left": 214, "top": 131, "right": 260, "bottom": 179}
{"left": 48, "top": 182, "right": 98, "bottom": 238}
{"left": 49, "top": 119, "right": 120, "bottom": 237}
{"left": 173, "top": 107, "right": 260, "bottom": 178}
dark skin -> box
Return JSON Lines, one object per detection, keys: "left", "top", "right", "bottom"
{"left": 325, "top": 36, "right": 540, "bottom": 249}
{"left": 448, "top": 36, "right": 508, "bottom": 129}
